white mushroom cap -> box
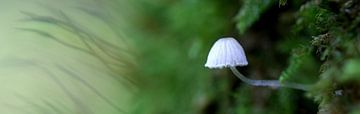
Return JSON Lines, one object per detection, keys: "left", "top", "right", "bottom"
{"left": 205, "top": 37, "right": 248, "bottom": 69}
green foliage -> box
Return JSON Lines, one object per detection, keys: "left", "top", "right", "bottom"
{"left": 279, "top": 47, "right": 318, "bottom": 83}
{"left": 127, "top": 0, "right": 234, "bottom": 113}
{"left": 279, "top": 0, "right": 287, "bottom": 6}
{"left": 294, "top": 2, "right": 337, "bottom": 36}
{"left": 305, "top": 1, "right": 360, "bottom": 113}
{"left": 235, "top": 0, "right": 275, "bottom": 34}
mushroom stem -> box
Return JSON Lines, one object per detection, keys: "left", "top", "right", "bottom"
{"left": 230, "top": 66, "right": 310, "bottom": 91}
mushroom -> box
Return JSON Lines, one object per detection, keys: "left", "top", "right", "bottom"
{"left": 205, "top": 37, "right": 309, "bottom": 91}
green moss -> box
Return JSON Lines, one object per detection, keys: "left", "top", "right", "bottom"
{"left": 294, "top": 2, "right": 337, "bottom": 36}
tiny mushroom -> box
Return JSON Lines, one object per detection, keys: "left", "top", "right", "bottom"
{"left": 204, "top": 37, "right": 309, "bottom": 91}
{"left": 205, "top": 37, "right": 248, "bottom": 69}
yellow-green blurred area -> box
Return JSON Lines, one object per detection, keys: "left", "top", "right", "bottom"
{"left": 0, "top": 0, "right": 133, "bottom": 113}
{"left": 1, "top": 0, "right": 360, "bottom": 114}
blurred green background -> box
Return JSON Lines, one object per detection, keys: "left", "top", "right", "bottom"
{"left": 0, "top": 0, "right": 360, "bottom": 114}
